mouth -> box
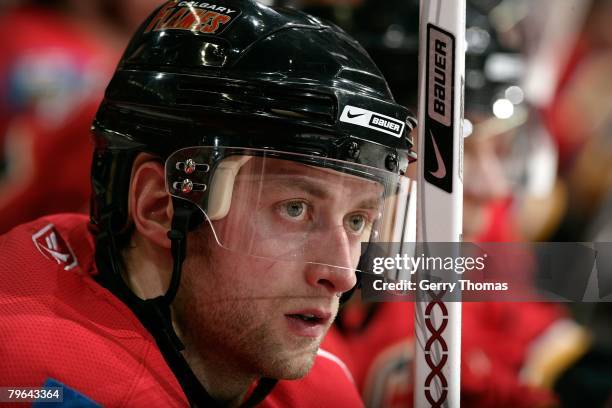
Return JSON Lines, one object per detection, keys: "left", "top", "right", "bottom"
{"left": 284, "top": 310, "right": 331, "bottom": 338}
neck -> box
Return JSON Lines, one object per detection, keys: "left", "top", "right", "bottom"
{"left": 178, "top": 328, "right": 257, "bottom": 406}
{"left": 123, "top": 234, "right": 257, "bottom": 405}
{"left": 122, "top": 233, "right": 172, "bottom": 299}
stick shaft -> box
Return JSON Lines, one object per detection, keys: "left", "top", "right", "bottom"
{"left": 415, "top": 0, "right": 465, "bottom": 406}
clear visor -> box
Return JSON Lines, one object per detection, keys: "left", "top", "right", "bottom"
{"left": 166, "top": 147, "right": 416, "bottom": 272}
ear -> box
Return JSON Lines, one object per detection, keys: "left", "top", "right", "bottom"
{"left": 129, "top": 157, "right": 173, "bottom": 249}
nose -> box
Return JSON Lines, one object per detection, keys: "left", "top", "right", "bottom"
{"left": 304, "top": 225, "right": 358, "bottom": 295}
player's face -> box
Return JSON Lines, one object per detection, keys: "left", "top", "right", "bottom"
{"left": 174, "top": 159, "right": 380, "bottom": 379}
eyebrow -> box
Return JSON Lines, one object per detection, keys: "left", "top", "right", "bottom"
{"left": 264, "top": 175, "right": 383, "bottom": 210}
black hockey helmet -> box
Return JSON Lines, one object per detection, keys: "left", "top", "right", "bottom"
{"left": 91, "top": 0, "right": 416, "bottom": 239}
{"left": 90, "top": 1, "right": 417, "bottom": 405}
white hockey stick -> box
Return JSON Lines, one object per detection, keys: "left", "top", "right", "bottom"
{"left": 415, "top": 0, "right": 465, "bottom": 407}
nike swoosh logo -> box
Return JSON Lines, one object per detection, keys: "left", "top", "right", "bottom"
{"left": 429, "top": 130, "right": 447, "bottom": 179}
{"left": 347, "top": 110, "right": 365, "bottom": 119}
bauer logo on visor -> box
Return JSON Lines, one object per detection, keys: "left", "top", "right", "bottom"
{"left": 339, "top": 105, "right": 405, "bottom": 138}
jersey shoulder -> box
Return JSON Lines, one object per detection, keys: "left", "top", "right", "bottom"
{"left": 0, "top": 214, "right": 187, "bottom": 407}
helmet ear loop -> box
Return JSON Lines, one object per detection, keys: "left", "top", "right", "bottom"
{"left": 145, "top": 198, "right": 200, "bottom": 352}
{"left": 166, "top": 201, "right": 195, "bottom": 304}
{"left": 338, "top": 266, "right": 363, "bottom": 305}
{"left": 339, "top": 235, "right": 377, "bottom": 305}
{"left": 338, "top": 217, "right": 387, "bottom": 305}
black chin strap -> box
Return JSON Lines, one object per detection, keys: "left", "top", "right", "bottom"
{"left": 95, "top": 202, "right": 277, "bottom": 407}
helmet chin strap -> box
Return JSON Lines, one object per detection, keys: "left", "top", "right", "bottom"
{"left": 96, "top": 200, "right": 277, "bottom": 407}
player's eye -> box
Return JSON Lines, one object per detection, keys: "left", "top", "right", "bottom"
{"left": 278, "top": 200, "right": 309, "bottom": 221}
{"left": 345, "top": 213, "right": 368, "bottom": 235}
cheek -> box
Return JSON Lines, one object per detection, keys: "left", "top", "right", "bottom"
{"left": 182, "top": 226, "right": 309, "bottom": 307}
{"left": 187, "top": 248, "right": 303, "bottom": 301}
{"left": 236, "top": 258, "right": 303, "bottom": 293}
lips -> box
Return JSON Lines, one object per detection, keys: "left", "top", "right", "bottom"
{"left": 285, "top": 309, "right": 331, "bottom": 338}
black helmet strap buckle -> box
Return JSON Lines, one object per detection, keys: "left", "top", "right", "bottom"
{"left": 166, "top": 201, "right": 192, "bottom": 304}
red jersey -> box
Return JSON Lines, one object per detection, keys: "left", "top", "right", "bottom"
{"left": 0, "top": 214, "right": 363, "bottom": 407}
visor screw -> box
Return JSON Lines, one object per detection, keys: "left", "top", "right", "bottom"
{"left": 184, "top": 159, "right": 197, "bottom": 174}
{"left": 181, "top": 179, "right": 194, "bottom": 194}
{"left": 347, "top": 142, "right": 360, "bottom": 160}
{"left": 385, "top": 154, "right": 398, "bottom": 172}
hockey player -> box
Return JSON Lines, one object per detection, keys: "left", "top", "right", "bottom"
{"left": 0, "top": 0, "right": 419, "bottom": 406}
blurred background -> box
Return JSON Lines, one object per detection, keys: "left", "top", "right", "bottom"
{"left": 0, "top": 0, "right": 610, "bottom": 406}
